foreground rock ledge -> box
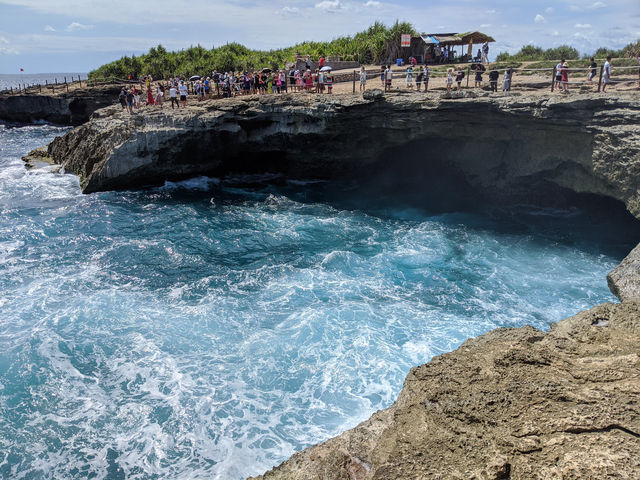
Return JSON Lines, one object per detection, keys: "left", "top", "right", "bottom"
{"left": 252, "top": 302, "right": 640, "bottom": 480}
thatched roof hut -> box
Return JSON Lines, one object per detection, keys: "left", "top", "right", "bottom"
{"left": 405, "top": 31, "right": 495, "bottom": 63}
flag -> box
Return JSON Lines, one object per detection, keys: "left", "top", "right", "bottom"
{"left": 20, "top": 68, "right": 24, "bottom": 72}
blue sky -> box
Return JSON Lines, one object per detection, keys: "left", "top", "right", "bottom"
{"left": 0, "top": 0, "right": 638, "bottom": 73}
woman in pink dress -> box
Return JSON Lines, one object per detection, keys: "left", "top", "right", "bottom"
{"left": 146, "top": 86, "right": 155, "bottom": 105}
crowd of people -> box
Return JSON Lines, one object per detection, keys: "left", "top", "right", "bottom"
{"left": 116, "top": 53, "right": 635, "bottom": 113}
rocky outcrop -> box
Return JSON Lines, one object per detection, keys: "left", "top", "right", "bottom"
{"left": 0, "top": 85, "right": 119, "bottom": 125}
{"left": 608, "top": 244, "right": 640, "bottom": 302}
{"left": 252, "top": 301, "right": 640, "bottom": 480}
{"left": 45, "top": 92, "right": 640, "bottom": 219}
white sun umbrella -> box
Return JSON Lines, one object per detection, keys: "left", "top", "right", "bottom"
{"left": 319, "top": 66, "right": 332, "bottom": 72}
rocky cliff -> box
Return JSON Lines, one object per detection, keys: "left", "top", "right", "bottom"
{"left": 45, "top": 91, "right": 640, "bottom": 219}
{"left": 0, "top": 85, "right": 119, "bottom": 125}
{"left": 251, "top": 301, "right": 640, "bottom": 480}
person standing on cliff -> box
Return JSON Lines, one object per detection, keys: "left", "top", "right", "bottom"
{"left": 588, "top": 58, "right": 597, "bottom": 85}
{"left": 423, "top": 65, "right": 430, "bottom": 91}
{"left": 602, "top": 56, "right": 612, "bottom": 92}
{"left": 385, "top": 66, "right": 393, "bottom": 91}
{"left": 360, "top": 66, "right": 367, "bottom": 92}
{"left": 560, "top": 61, "right": 569, "bottom": 92}
{"left": 482, "top": 41, "right": 489, "bottom": 64}
{"left": 119, "top": 87, "right": 127, "bottom": 110}
{"left": 178, "top": 81, "right": 188, "bottom": 106}
{"left": 489, "top": 67, "right": 499, "bottom": 92}
{"left": 125, "top": 89, "right": 134, "bottom": 114}
{"left": 554, "top": 59, "right": 564, "bottom": 90}
{"left": 455, "top": 68, "right": 464, "bottom": 90}
{"left": 502, "top": 68, "right": 512, "bottom": 93}
{"left": 169, "top": 84, "right": 178, "bottom": 109}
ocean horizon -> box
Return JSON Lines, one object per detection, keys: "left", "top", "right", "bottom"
{"left": 0, "top": 72, "right": 88, "bottom": 91}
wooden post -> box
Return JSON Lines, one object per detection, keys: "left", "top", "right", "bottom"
{"left": 10, "top": 86, "right": 12, "bottom": 94}
{"left": 64, "top": 76, "right": 67, "bottom": 83}
{"left": 551, "top": 66, "right": 556, "bottom": 92}
{"left": 55, "top": 78, "right": 58, "bottom": 84}
{"left": 66, "top": 83, "right": 69, "bottom": 92}
{"left": 597, "top": 64, "right": 603, "bottom": 92}
{"left": 353, "top": 70, "right": 356, "bottom": 93}
{"left": 39, "top": 84, "right": 42, "bottom": 93}
{"left": 466, "top": 66, "right": 470, "bottom": 88}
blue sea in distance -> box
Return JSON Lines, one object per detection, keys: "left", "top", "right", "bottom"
{"left": 0, "top": 73, "right": 88, "bottom": 91}
{"left": 1, "top": 123, "right": 639, "bottom": 479}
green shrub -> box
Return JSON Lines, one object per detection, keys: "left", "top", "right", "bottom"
{"left": 89, "top": 20, "right": 418, "bottom": 81}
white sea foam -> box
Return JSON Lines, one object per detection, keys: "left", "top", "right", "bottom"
{"left": 0, "top": 124, "right": 633, "bottom": 479}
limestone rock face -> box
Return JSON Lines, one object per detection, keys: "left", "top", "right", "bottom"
{"left": 608, "top": 244, "right": 640, "bottom": 301}
{"left": 0, "top": 85, "right": 119, "bottom": 125}
{"left": 252, "top": 302, "right": 640, "bottom": 480}
{"left": 46, "top": 93, "right": 640, "bottom": 220}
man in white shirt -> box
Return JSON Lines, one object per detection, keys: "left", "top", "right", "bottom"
{"left": 178, "top": 81, "right": 188, "bottom": 106}
{"left": 169, "top": 85, "right": 178, "bottom": 109}
{"left": 602, "top": 56, "right": 611, "bottom": 92}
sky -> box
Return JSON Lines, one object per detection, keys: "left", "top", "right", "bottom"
{"left": 0, "top": 0, "right": 638, "bottom": 73}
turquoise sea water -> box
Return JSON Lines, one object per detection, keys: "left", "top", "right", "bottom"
{"left": 1, "top": 123, "right": 638, "bottom": 479}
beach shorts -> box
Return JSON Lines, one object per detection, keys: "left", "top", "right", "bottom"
{"left": 180, "top": 95, "right": 187, "bottom": 101}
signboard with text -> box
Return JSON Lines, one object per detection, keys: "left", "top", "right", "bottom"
{"left": 401, "top": 34, "right": 411, "bottom": 48}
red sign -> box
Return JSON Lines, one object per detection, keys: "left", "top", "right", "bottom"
{"left": 401, "top": 34, "right": 411, "bottom": 48}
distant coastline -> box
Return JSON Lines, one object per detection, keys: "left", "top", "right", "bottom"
{"left": 0, "top": 72, "right": 88, "bottom": 91}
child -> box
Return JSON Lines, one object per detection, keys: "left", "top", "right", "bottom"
{"left": 423, "top": 66, "right": 430, "bottom": 91}
{"left": 359, "top": 66, "right": 367, "bottom": 92}
{"left": 455, "top": 69, "right": 464, "bottom": 90}
{"left": 560, "top": 61, "right": 569, "bottom": 92}
{"left": 326, "top": 72, "right": 333, "bottom": 94}
{"left": 416, "top": 66, "right": 423, "bottom": 92}
{"left": 406, "top": 65, "right": 413, "bottom": 89}
{"left": 446, "top": 68, "right": 453, "bottom": 91}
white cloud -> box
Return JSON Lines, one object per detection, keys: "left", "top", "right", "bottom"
{"left": 480, "top": 24, "right": 491, "bottom": 28}
{"left": 552, "top": 31, "right": 560, "bottom": 36}
{"left": 364, "top": 0, "right": 380, "bottom": 6}
{"left": 534, "top": 14, "right": 546, "bottom": 23}
{"left": 575, "top": 23, "right": 592, "bottom": 28}
{"left": 545, "top": 7, "right": 554, "bottom": 13}
{"left": 0, "top": 37, "right": 20, "bottom": 55}
{"left": 276, "top": 6, "right": 300, "bottom": 15}
{"left": 66, "top": 22, "right": 94, "bottom": 32}
{"left": 569, "top": 5, "right": 582, "bottom": 11}
{"left": 44, "top": 25, "right": 56, "bottom": 32}
{"left": 589, "top": 1, "right": 607, "bottom": 8}
{"left": 315, "top": 0, "right": 344, "bottom": 12}
{"left": 486, "top": 9, "right": 497, "bottom": 14}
